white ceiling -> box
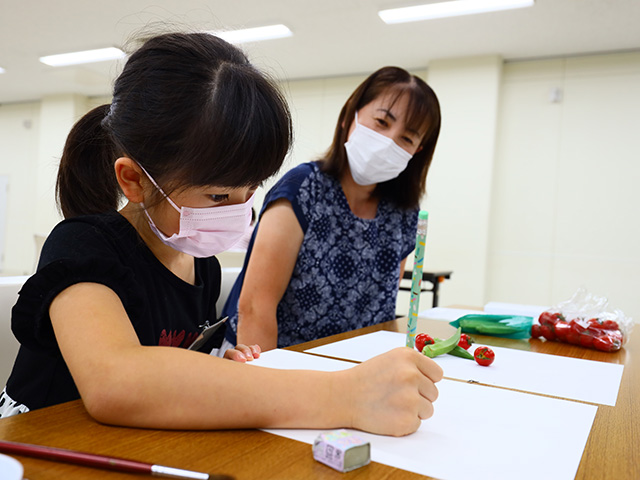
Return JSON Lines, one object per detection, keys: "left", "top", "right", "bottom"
{"left": 1, "top": 0, "right": 639, "bottom": 104}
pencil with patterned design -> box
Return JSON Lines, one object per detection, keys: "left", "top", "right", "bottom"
{"left": 406, "top": 211, "right": 428, "bottom": 348}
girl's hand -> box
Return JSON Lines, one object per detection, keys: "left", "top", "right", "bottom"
{"left": 342, "top": 347, "right": 443, "bottom": 437}
{"left": 224, "top": 343, "right": 261, "bottom": 363}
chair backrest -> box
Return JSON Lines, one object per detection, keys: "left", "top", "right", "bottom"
{"left": 0, "top": 269, "right": 242, "bottom": 383}
{"left": 216, "top": 267, "right": 242, "bottom": 318}
{"left": 0, "top": 276, "right": 29, "bottom": 385}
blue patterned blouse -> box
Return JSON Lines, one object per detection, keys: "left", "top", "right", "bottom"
{"left": 223, "top": 162, "right": 418, "bottom": 348}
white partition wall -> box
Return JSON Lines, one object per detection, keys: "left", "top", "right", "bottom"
{"left": 488, "top": 52, "right": 640, "bottom": 316}
{"left": 421, "top": 56, "right": 503, "bottom": 308}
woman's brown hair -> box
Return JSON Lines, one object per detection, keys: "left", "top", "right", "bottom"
{"left": 321, "top": 66, "right": 441, "bottom": 209}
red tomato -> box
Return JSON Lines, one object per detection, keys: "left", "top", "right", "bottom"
{"left": 579, "top": 332, "right": 594, "bottom": 348}
{"left": 538, "top": 312, "right": 554, "bottom": 326}
{"left": 539, "top": 311, "right": 564, "bottom": 326}
{"left": 570, "top": 319, "right": 587, "bottom": 333}
{"left": 531, "top": 324, "right": 542, "bottom": 338}
{"left": 415, "top": 333, "right": 434, "bottom": 353}
{"left": 458, "top": 333, "right": 473, "bottom": 350}
{"left": 607, "top": 330, "right": 624, "bottom": 343}
{"left": 554, "top": 322, "right": 571, "bottom": 341}
{"left": 565, "top": 330, "right": 581, "bottom": 345}
{"left": 593, "top": 335, "right": 622, "bottom": 352}
{"left": 474, "top": 346, "right": 495, "bottom": 366}
{"left": 540, "top": 324, "right": 556, "bottom": 341}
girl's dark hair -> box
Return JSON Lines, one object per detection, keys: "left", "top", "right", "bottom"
{"left": 321, "top": 66, "right": 441, "bottom": 209}
{"left": 57, "top": 32, "right": 292, "bottom": 218}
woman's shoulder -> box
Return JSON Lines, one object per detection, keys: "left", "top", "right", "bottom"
{"left": 263, "top": 162, "right": 318, "bottom": 205}
{"left": 274, "top": 161, "right": 318, "bottom": 187}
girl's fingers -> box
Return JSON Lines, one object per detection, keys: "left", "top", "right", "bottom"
{"left": 225, "top": 344, "right": 262, "bottom": 362}
{"left": 224, "top": 349, "right": 247, "bottom": 362}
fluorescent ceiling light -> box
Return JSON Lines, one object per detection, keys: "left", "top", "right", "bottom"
{"left": 39, "top": 47, "right": 126, "bottom": 67}
{"left": 379, "top": 0, "right": 534, "bottom": 24}
{"left": 212, "top": 24, "right": 293, "bottom": 44}
{"left": 0, "top": 67, "right": 5, "bottom": 74}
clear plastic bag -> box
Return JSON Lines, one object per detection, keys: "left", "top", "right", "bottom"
{"left": 530, "top": 287, "right": 633, "bottom": 352}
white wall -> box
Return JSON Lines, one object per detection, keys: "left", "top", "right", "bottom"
{"left": 487, "top": 52, "right": 640, "bottom": 317}
{"left": 419, "top": 56, "right": 503, "bottom": 309}
{"left": 0, "top": 52, "right": 637, "bottom": 322}
{"left": 0, "top": 101, "right": 41, "bottom": 274}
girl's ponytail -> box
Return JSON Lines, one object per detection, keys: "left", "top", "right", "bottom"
{"left": 55, "top": 104, "right": 121, "bottom": 219}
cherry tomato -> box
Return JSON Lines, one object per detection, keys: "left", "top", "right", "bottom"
{"left": 531, "top": 324, "right": 542, "bottom": 338}
{"left": 569, "top": 319, "right": 587, "bottom": 334}
{"left": 607, "top": 330, "right": 624, "bottom": 344}
{"left": 593, "top": 335, "right": 622, "bottom": 352}
{"left": 458, "top": 333, "right": 474, "bottom": 350}
{"left": 539, "top": 311, "right": 564, "bottom": 326}
{"left": 540, "top": 324, "right": 556, "bottom": 341}
{"left": 554, "top": 322, "right": 571, "bottom": 341}
{"left": 565, "top": 330, "right": 581, "bottom": 345}
{"left": 415, "top": 333, "right": 434, "bottom": 353}
{"left": 589, "top": 318, "right": 619, "bottom": 331}
{"left": 579, "top": 332, "right": 594, "bottom": 348}
{"left": 474, "top": 346, "right": 495, "bottom": 366}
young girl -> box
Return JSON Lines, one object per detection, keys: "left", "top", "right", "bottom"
{"left": 0, "top": 32, "right": 442, "bottom": 437}
{"left": 223, "top": 66, "right": 441, "bottom": 350}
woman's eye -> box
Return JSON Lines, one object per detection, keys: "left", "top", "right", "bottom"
{"left": 402, "top": 136, "right": 414, "bottom": 145}
{"left": 375, "top": 118, "right": 389, "bottom": 127}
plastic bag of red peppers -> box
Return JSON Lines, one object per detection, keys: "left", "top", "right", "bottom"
{"left": 530, "top": 288, "right": 633, "bottom": 352}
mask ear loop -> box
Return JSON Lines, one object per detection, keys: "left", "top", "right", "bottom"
{"left": 136, "top": 162, "right": 182, "bottom": 213}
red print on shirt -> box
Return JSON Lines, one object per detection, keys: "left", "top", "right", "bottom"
{"left": 159, "top": 329, "right": 198, "bottom": 348}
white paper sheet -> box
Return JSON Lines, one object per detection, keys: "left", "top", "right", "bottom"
{"left": 253, "top": 350, "right": 597, "bottom": 480}
{"left": 305, "top": 331, "right": 624, "bottom": 406}
{"left": 249, "top": 347, "right": 355, "bottom": 371}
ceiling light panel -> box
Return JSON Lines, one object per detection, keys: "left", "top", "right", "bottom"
{"left": 379, "top": 0, "right": 535, "bottom": 24}
{"left": 212, "top": 24, "right": 293, "bottom": 44}
{"left": 39, "top": 47, "right": 126, "bottom": 67}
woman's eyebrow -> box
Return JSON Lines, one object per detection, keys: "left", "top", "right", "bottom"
{"left": 376, "top": 108, "right": 396, "bottom": 121}
{"left": 377, "top": 108, "right": 422, "bottom": 137}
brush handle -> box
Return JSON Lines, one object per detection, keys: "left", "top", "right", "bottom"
{"left": 0, "top": 440, "right": 209, "bottom": 479}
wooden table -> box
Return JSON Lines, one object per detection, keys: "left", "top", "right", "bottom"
{"left": 0, "top": 316, "right": 637, "bottom": 479}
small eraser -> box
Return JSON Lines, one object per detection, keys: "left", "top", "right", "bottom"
{"left": 312, "top": 429, "right": 371, "bottom": 472}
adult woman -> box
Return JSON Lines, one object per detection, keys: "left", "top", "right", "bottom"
{"left": 224, "top": 66, "right": 441, "bottom": 350}
{"left": 0, "top": 34, "right": 442, "bottom": 437}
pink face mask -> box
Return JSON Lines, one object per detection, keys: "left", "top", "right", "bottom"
{"left": 138, "top": 165, "right": 254, "bottom": 258}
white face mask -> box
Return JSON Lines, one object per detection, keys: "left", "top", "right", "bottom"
{"left": 138, "top": 164, "right": 254, "bottom": 258}
{"left": 344, "top": 112, "right": 414, "bottom": 186}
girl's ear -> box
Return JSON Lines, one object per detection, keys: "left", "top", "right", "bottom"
{"left": 114, "top": 157, "right": 146, "bottom": 203}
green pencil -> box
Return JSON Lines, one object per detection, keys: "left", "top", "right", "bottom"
{"left": 406, "top": 211, "right": 428, "bottom": 348}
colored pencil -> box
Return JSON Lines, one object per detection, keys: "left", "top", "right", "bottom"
{"left": 406, "top": 210, "right": 429, "bottom": 348}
